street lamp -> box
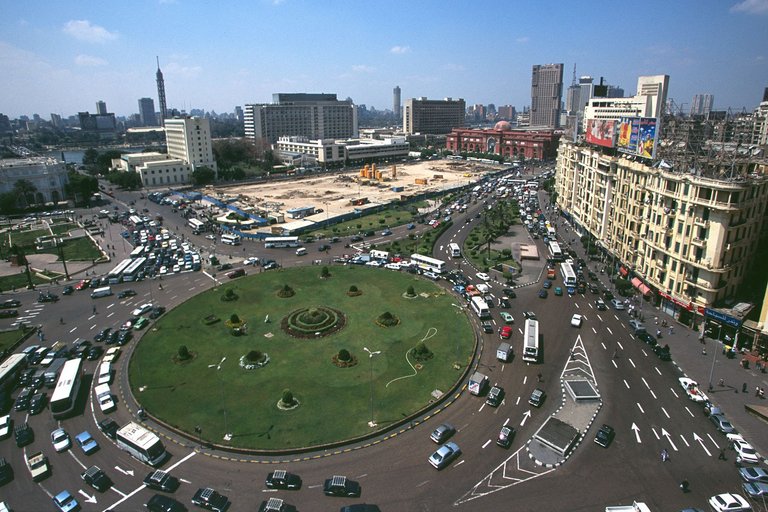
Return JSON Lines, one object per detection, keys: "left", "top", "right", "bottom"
{"left": 208, "top": 357, "right": 232, "bottom": 440}
{"left": 363, "top": 347, "right": 381, "bottom": 428}
{"left": 706, "top": 322, "right": 723, "bottom": 392}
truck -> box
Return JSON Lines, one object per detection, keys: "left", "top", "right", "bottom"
{"left": 605, "top": 502, "right": 652, "bottom": 512}
{"left": 496, "top": 342, "right": 512, "bottom": 362}
{"left": 26, "top": 451, "right": 50, "bottom": 482}
{"left": 468, "top": 371, "right": 489, "bottom": 396}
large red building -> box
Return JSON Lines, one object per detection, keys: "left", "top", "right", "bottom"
{"left": 445, "top": 121, "right": 560, "bottom": 160}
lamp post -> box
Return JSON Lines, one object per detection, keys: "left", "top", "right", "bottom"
{"left": 208, "top": 357, "right": 232, "bottom": 440}
{"left": 706, "top": 322, "right": 723, "bottom": 392}
{"left": 194, "top": 425, "right": 202, "bottom": 449}
{"left": 363, "top": 347, "right": 381, "bottom": 428}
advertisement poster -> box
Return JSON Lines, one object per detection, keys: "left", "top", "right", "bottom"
{"left": 585, "top": 119, "right": 616, "bottom": 148}
{"left": 638, "top": 117, "right": 658, "bottom": 159}
{"left": 617, "top": 117, "right": 639, "bottom": 154}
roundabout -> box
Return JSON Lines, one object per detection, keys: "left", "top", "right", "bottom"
{"left": 128, "top": 266, "right": 476, "bottom": 451}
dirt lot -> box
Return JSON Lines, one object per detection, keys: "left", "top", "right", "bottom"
{"left": 215, "top": 160, "right": 494, "bottom": 222}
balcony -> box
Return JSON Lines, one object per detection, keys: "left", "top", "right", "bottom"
{"left": 691, "top": 238, "right": 706, "bottom": 247}
{"left": 693, "top": 218, "right": 709, "bottom": 228}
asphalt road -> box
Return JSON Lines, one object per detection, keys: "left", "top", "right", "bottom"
{"left": 0, "top": 172, "right": 761, "bottom": 512}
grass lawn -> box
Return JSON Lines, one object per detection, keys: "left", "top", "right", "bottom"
{"left": 309, "top": 203, "right": 423, "bottom": 239}
{"left": 0, "top": 326, "right": 33, "bottom": 355}
{"left": 39, "top": 237, "right": 101, "bottom": 261}
{"left": 130, "top": 265, "right": 475, "bottom": 450}
{"left": 0, "top": 270, "right": 48, "bottom": 292}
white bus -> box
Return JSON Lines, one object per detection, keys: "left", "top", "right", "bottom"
{"left": 448, "top": 243, "right": 461, "bottom": 258}
{"left": 221, "top": 233, "right": 241, "bottom": 246}
{"left": 122, "top": 257, "right": 147, "bottom": 282}
{"left": 50, "top": 358, "right": 82, "bottom": 419}
{"left": 560, "top": 262, "right": 577, "bottom": 288}
{"left": 522, "top": 319, "right": 540, "bottom": 363}
{"left": 129, "top": 245, "right": 145, "bottom": 259}
{"left": 0, "top": 353, "right": 27, "bottom": 393}
{"left": 470, "top": 296, "right": 490, "bottom": 319}
{"left": 548, "top": 241, "right": 564, "bottom": 262}
{"left": 409, "top": 253, "right": 446, "bottom": 274}
{"left": 116, "top": 422, "right": 168, "bottom": 467}
{"left": 264, "top": 236, "right": 300, "bottom": 248}
{"left": 188, "top": 218, "right": 205, "bottom": 233}
{"left": 108, "top": 259, "right": 133, "bottom": 284}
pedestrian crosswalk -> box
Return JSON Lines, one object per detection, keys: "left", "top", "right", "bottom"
{"left": 11, "top": 303, "right": 45, "bottom": 327}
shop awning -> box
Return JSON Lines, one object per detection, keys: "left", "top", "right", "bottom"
{"left": 631, "top": 277, "right": 651, "bottom": 295}
{"left": 619, "top": 266, "right": 628, "bottom": 277}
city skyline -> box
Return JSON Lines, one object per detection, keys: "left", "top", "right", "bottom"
{"left": 1, "top": 0, "right": 767, "bottom": 119}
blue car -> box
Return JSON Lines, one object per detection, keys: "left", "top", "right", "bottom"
{"left": 75, "top": 431, "right": 99, "bottom": 455}
{"left": 542, "top": 280, "right": 552, "bottom": 289}
{"left": 406, "top": 223, "right": 415, "bottom": 230}
{"left": 53, "top": 490, "right": 80, "bottom": 512}
{"left": 566, "top": 286, "right": 576, "bottom": 295}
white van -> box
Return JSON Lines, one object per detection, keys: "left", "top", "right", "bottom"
{"left": 90, "top": 286, "right": 113, "bottom": 299}
{"left": 295, "top": 247, "right": 307, "bottom": 256}
{"left": 94, "top": 383, "right": 115, "bottom": 413}
{"left": 97, "top": 362, "right": 112, "bottom": 385}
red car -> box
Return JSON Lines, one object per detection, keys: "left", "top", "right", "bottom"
{"left": 500, "top": 326, "right": 513, "bottom": 339}
{"left": 74, "top": 279, "right": 91, "bottom": 291}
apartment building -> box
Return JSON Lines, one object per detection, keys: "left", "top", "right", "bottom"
{"left": 274, "top": 136, "right": 408, "bottom": 165}
{"left": 555, "top": 139, "right": 768, "bottom": 322}
{"left": 403, "top": 97, "right": 465, "bottom": 135}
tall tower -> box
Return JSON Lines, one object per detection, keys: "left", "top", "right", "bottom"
{"left": 138, "top": 97, "right": 157, "bottom": 126}
{"left": 95, "top": 101, "right": 107, "bottom": 115}
{"left": 393, "top": 86, "right": 401, "bottom": 121}
{"left": 156, "top": 56, "right": 168, "bottom": 125}
{"left": 530, "top": 63, "right": 564, "bottom": 128}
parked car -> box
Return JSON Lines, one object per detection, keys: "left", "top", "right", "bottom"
{"left": 147, "top": 494, "right": 187, "bottom": 512}
{"left": 740, "top": 466, "right": 768, "bottom": 484}
{"left": 743, "top": 482, "right": 768, "bottom": 499}
{"left": 97, "top": 418, "right": 119, "bottom": 439}
{"left": 14, "top": 423, "right": 33, "bottom": 447}
{"left": 710, "top": 414, "right": 737, "bottom": 434}
{"left": 594, "top": 424, "right": 615, "bottom": 448}
{"left": 610, "top": 299, "right": 625, "bottom": 310}
{"left": 707, "top": 493, "right": 751, "bottom": 512}
{"left": 429, "top": 423, "right": 456, "bottom": 444}
{"left": 52, "top": 490, "right": 79, "bottom": 512}
{"left": 732, "top": 439, "right": 760, "bottom": 464}
{"left": 0, "top": 416, "right": 10, "bottom": 440}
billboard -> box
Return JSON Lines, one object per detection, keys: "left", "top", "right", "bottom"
{"left": 617, "top": 117, "right": 658, "bottom": 159}
{"left": 585, "top": 119, "right": 616, "bottom": 148}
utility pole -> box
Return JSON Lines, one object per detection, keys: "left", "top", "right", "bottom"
{"left": 56, "top": 238, "right": 70, "bottom": 280}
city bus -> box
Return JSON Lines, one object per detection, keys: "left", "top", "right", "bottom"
{"left": 522, "top": 319, "right": 540, "bottom": 363}
{"left": 0, "top": 353, "right": 27, "bottom": 394}
{"left": 560, "top": 262, "right": 577, "bottom": 288}
{"left": 264, "top": 236, "right": 300, "bottom": 248}
{"left": 50, "top": 358, "right": 82, "bottom": 419}
{"left": 470, "top": 296, "right": 490, "bottom": 319}
{"left": 548, "top": 241, "right": 563, "bottom": 262}
{"left": 448, "top": 243, "right": 462, "bottom": 258}
{"left": 128, "top": 215, "right": 145, "bottom": 229}
{"left": 188, "top": 218, "right": 205, "bottom": 234}
{"left": 409, "top": 253, "right": 446, "bottom": 274}
{"left": 122, "top": 257, "right": 147, "bottom": 282}
{"left": 221, "top": 233, "right": 241, "bottom": 246}
{"left": 116, "top": 422, "right": 168, "bottom": 466}
{"left": 107, "top": 259, "right": 133, "bottom": 284}
{"left": 129, "top": 245, "right": 145, "bottom": 259}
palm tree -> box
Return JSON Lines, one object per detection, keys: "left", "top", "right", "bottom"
{"left": 13, "top": 180, "right": 37, "bottom": 209}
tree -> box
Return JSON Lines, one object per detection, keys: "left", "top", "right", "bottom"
{"left": 230, "top": 313, "right": 241, "bottom": 324}
{"left": 191, "top": 166, "right": 216, "bottom": 186}
{"left": 338, "top": 349, "right": 351, "bottom": 362}
{"left": 0, "top": 192, "right": 18, "bottom": 215}
{"left": 65, "top": 171, "right": 98, "bottom": 205}
{"left": 178, "top": 345, "right": 190, "bottom": 360}
{"left": 13, "top": 180, "right": 36, "bottom": 209}
{"left": 106, "top": 170, "right": 142, "bottom": 190}
{"left": 260, "top": 150, "right": 276, "bottom": 172}
{"left": 281, "top": 388, "right": 295, "bottom": 406}
{"left": 321, "top": 266, "right": 330, "bottom": 278}
{"left": 82, "top": 148, "right": 99, "bottom": 167}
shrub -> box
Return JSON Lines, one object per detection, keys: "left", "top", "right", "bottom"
{"left": 338, "top": 348, "right": 351, "bottom": 362}
{"left": 277, "top": 284, "right": 295, "bottom": 298}
{"left": 178, "top": 345, "right": 190, "bottom": 360}
{"left": 349, "top": 285, "right": 358, "bottom": 293}
{"left": 281, "top": 389, "right": 294, "bottom": 406}
{"left": 321, "top": 266, "right": 331, "bottom": 278}
{"left": 246, "top": 350, "right": 264, "bottom": 362}
{"left": 230, "top": 313, "right": 241, "bottom": 324}
{"left": 406, "top": 285, "right": 415, "bottom": 297}
{"left": 411, "top": 342, "right": 434, "bottom": 362}
{"left": 376, "top": 311, "right": 400, "bottom": 327}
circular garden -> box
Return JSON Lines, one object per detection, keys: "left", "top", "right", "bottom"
{"left": 128, "top": 265, "right": 475, "bottom": 450}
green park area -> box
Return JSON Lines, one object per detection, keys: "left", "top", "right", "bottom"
{"left": 129, "top": 265, "right": 476, "bottom": 451}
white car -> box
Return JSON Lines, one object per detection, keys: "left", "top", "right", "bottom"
{"left": 131, "top": 303, "right": 154, "bottom": 317}
{"left": 708, "top": 493, "right": 751, "bottom": 512}
{"left": 476, "top": 272, "right": 490, "bottom": 281}
{"left": 159, "top": 265, "right": 168, "bottom": 274}
{"left": 103, "top": 347, "right": 121, "bottom": 363}
{"left": 243, "top": 257, "right": 259, "bottom": 266}
{"left": 570, "top": 314, "right": 583, "bottom": 327}
{"left": 0, "top": 415, "right": 11, "bottom": 439}
{"left": 732, "top": 439, "right": 761, "bottom": 464}
{"left": 679, "top": 377, "right": 709, "bottom": 403}
{"left": 205, "top": 234, "right": 216, "bottom": 240}
{"left": 51, "top": 428, "right": 71, "bottom": 452}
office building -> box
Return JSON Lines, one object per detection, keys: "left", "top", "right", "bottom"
{"left": 138, "top": 97, "right": 157, "bottom": 127}
{"left": 691, "top": 94, "right": 715, "bottom": 116}
{"left": 244, "top": 93, "right": 357, "bottom": 144}
{"left": 156, "top": 57, "right": 168, "bottom": 125}
{"left": 0, "top": 158, "right": 68, "bottom": 204}
{"left": 530, "top": 63, "right": 564, "bottom": 128}
{"left": 393, "top": 86, "right": 401, "bottom": 120}
{"left": 445, "top": 122, "right": 560, "bottom": 160}
{"left": 78, "top": 111, "right": 117, "bottom": 137}
{"left": 403, "top": 97, "right": 465, "bottom": 135}
{"left": 584, "top": 75, "right": 669, "bottom": 125}
{"left": 96, "top": 100, "right": 107, "bottom": 115}
{"left": 275, "top": 136, "right": 409, "bottom": 166}
{"left": 497, "top": 105, "right": 515, "bottom": 121}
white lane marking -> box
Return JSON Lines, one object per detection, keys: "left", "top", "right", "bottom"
{"left": 706, "top": 433, "right": 720, "bottom": 449}
{"left": 482, "top": 439, "right": 491, "bottom": 449}
{"left": 592, "top": 327, "right": 597, "bottom": 334}
{"left": 478, "top": 403, "right": 486, "bottom": 413}
{"left": 600, "top": 341, "right": 607, "bottom": 350}
{"left": 69, "top": 327, "right": 78, "bottom": 333}
{"left": 612, "top": 360, "right": 618, "bottom": 369}
{"left": 606, "top": 327, "right": 613, "bottom": 335}
{"left": 636, "top": 402, "right": 645, "bottom": 414}
{"left": 617, "top": 341, "right": 624, "bottom": 350}
{"left": 655, "top": 367, "right": 662, "bottom": 376}
{"left": 641, "top": 377, "right": 651, "bottom": 389}
{"left": 649, "top": 389, "right": 657, "bottom": 399}
{"left": 503, "top": 417, "right": 510, "bottom": 427}
{"left": 623, "top": 380, "right": 630, "bottom": 389}
{"left": 684, "top": 406, "right": 695, "bottom": 418}
{"left": 671, "top": 388, "right": 680, "bottom": 399}
{"left": 628, "top": 358, "right": 636, "bottom": 368}
{"left": 661, "top": 407, "right": 670, "bottom": 419}
{"left": 679, "top": 434, "right": 690, "bottom": 448}
{"left": 651, "top": 427, "right": 660, "bottom": 440}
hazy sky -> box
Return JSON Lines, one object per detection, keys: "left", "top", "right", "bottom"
{"left": 2, "top": 0, "right": 767, "bottom": 119}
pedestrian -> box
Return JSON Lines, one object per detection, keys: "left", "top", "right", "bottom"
{"left": 702, "top": 347, "right": 707, "bottom": 355}
{"left": 743, "top": 382, "right": 748, "bottom": 393}
{"left": 669, "top": 327, "right": 674, "bottom": 335}
{"left": 661, "top": 449, "right": 669, "bottom": 462}
{"left": 679, "top": 479, "right": 689, "bottom": 493}
{"left": 718, "top": 447, "right": 727, "bottom": 460}
{"left": 757, "top": 386, "right": 761, "bottom": 397}
{"left": 92, "top": 305, "right": 97, "bottom": 314}
{"left": 718, "top": 378, "right": 724, "bottom": 387}
{"left": 537, "top": 372, "right": 542, "bottom": 382}
{"left": 654, "top": 316, "right": 658, "bottom": 325}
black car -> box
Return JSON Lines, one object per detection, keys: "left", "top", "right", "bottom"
{"left": 95, "top": 327, "right": 112, "bottom": 342}
{"left": 265, "top": 470, "right": 302, "bottom": 490}
{"left": 538, "top": 289, "right": 548, "bottom": 299}
{"left": 149, "top": 306, "right": 166, "bottom": 319}
{"left": 637, "top": 332, "right": 658, "bottom": 347}
{"left": 594, "top": 424, "right": 615, "bottom": 448}
{"left": 87, "top": 346, "right": 104, "bottom": 361}
{"left": 499, "top": 298, "right": 511, "bottom": 308}
{"left": 106, "top": 330, "right": 121, "bottom": 345}
{"left": 0, "top": 300, "right": 21, "bottom": 309}
{"left": 0, "top": 310, "right": 18, "bottom": 318}
{"left": 216, "top": 263, "right": 232, "bottom": 272}
{"left": 486, "top": 385, "right": 505, "bottom": 407}
{"left": 147, "top": 494, "right": 187, "bottom": 512}
{"left": 117, "top": 330, "right": 133, "bottom": 345}
{"left": 15, "top": 387, "right": 33, "bottom": 411}
{"left": 118, "top": 289, "right": 137, "bottom": 299}
{"left": 82, "top": 465, "right": 112, "bottom": 492}
{"left": 144, "top": 470, "right": 180, "bottom": 492}
{"left": 481, "top": 321, "right": 494, "bottom": 334}
{"left": 14, "top": 423, "right": 33, "bottom": 447}
{"left": 323, "top": 475, "right": 361, "bottom": 497}
{"left": 37, "top": 292, "right": 58, "bottom": 303}
{"left": 191, "top": 487, "right": 229, "bottom": 512}
{"left": 28, "top": 392, "right": 46, "bottom": 415}
{"left": 340, "top": 506, "right": 382, "bottom": 512}
{"left": 62, "top": 285, "right": 74, "bottom": 296}
{"left": 0, "top": 457, "right": 13, "bottom": 485}
{"left": 653, "top": 344, "right": 671, "bottom": 361}
{"left": 97, "top": 418, "right": 118, "bottom": 439}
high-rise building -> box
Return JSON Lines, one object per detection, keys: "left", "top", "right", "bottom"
{"left": 244, "top": 93, "right": 357, "bottom": 144}
{"left": 497, "top": 105, "right": 516, "bottom": 120}
{"left": 96, "top": 101, "right": 107, "bottom": 115}
{"left": 577, "top": 76, "right": 594, "bottom": 115}
{"left": 138, "top": 97, "right": 157, "bottom": 127}
{"left": 403, "top": 97, "right": 465, "bottom": 135}
{"left": 156, "top": 57, "right": 168, "bottom": 125}
{"left": 50, "top": 113, "right": 62, "bottom": 129}
{"left": 691, "top": 94, "right": 714, "bottom": 116}
{"left": 393, "top": 86, "right": 401, "bottom": 120}
{"left": 584, "top": 75, "right": 669, "bottom": 123}
{"left": 530, "top": 63, "right": 564, "bottom": 128}
{"left": 234, "top": 106, "right": 244, "bottom": 123}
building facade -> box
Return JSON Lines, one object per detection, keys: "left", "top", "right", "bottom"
{"left": 244, "top": 93, "right": 357, "bottom": 144}
{"left": 554, "top": 139, "right": 768, "bottom": 322}
{"left": 403, "top": 97, "right": 465, "bottom": 135}
{"left": 138, "top": 98, "right": 157, "bottom": 127}
{"left": 393, "top": 86, "right": 401, "bottom": 120}
{"left": 96, "top": 100, "right": 107, "bottom": 115}
{"left": 0, "top": 158, "right": 69, "bottom": 205}
{"left": 275, "top": 136, "right": 409, "bottom": 165}
{"left": 445, "top": 122, "right": 560, "bottom": 160}
{"left": 691, "top": 94, "right": 714, "bottom": 116}
{"left": 530, "top": 63, "right": 564, "bottom": 128}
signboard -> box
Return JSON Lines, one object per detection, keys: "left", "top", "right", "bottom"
{"left": 617, "top": 116, "right": 658, "bottom": 159}
{"left": 585, "top": 119, "right": 616, "bottom": 148}
{"left": 704, "top": 308, "right": 742, "bottom": 328}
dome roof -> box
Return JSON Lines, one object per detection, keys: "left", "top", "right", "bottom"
{"left": 494, "top": 120, "right": 512, "bottom": 131}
